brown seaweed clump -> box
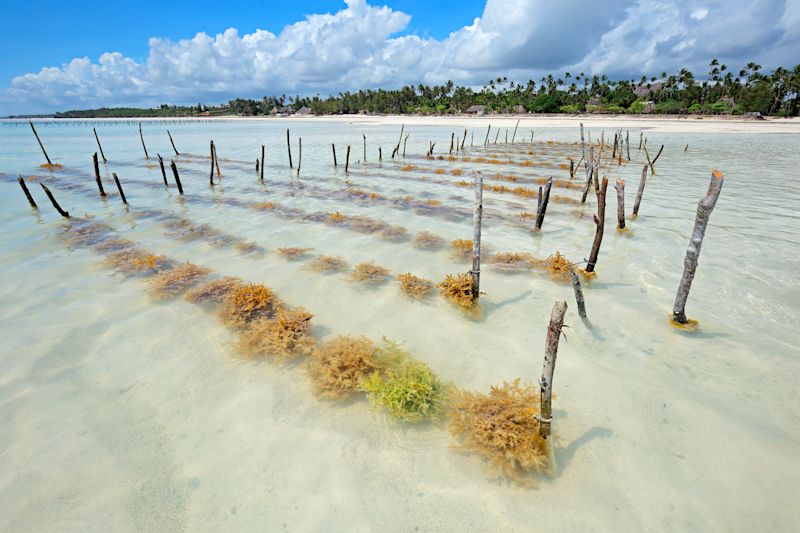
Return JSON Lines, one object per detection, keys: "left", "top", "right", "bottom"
{"left": 397, "top": 273, "right": 434, "bottom": 300}
{"left": 254, "top": 201, "right": 278, "bottom": 210}
{"left": 449, "top": 380, "right": 547, "bottom": 486}
{"left": 309, "top": 255, "right": 348, "bottom": 272}
{"left": 219, "top": 283, "right": 283, "bottom": 327}
{"left": 381, "top": 226, "right": 408, "bottom": 241}
{"left": 348, "top": 216, "right": 388, "bottom": 234}
{"left": 105, "top": 249, "right": 169, "bottom": 275}
{"left": 148, "top": 262, "right": 212, "bottom": 300}
{"left": 350, "top": 262, "right": 391, "bottom": 284}
{"left": 531, "top": 252, "right": 572, "bottom": 281}
{"left": 490, "top": 252, "right": 534, "bottom": 271}
{"left": 327, "top": 211, "right": 347, "bottom": 224}
{"left": 91, "top": 238, "right": 136, "bottom": 253}
{"left": 436, "top": 273, "right": 475, "bottom": 307}
{"left": 185, "top": 276, "right": 242, "bottom": 304}
{"left": 307, "top": 336, "right": 380, "bottom": 398}
{"left": 276, "top": 247, "right": 313, "bottom": 259}
{"left": 235, "top": 241, "right": 264, "bottom": 255}
{"left": 413, "top": 231, "right": 444, "bottom": 250}
{"left": 450, "top": 239, "right": 473, "bottom": 258}
{"left": 238, "top": 307, "right": 315, "bottom": 360}
{"left": 63, "top": 222, "right": 113, "bottom": 248}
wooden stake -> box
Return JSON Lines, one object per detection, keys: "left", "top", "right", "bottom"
{"left": 672, "top": 170, "right": 725, "bottom": 324}
{"left": 17, "top": 176, "right": 37, "bottom": 208}
{"left": 461, "top": 128, "right": 467, "bottom": 150}
{"left": 393, "top": 124, "right": 404, "bottom": 158}
{"left": 297, "top": 138, "right": 302, "bottom": 176}
{"left": 260, "top": 145, "right": 265, "bottom": 181}
{"left": 29, "top": 120, "right": 53, "bottom": 166}
{"left": 470, "top": 172, "right": 484, "bottom": 299}
{"left": 626, "top": 130, "right": 631, "bottom": 161}
{"left": 449, "top": 132, "right": 454, "bottom": 154}
{"left": 615, "top": 179, "right": 625, "bottom": 229}
{"left": 568, "top": 267, "right": 587, "bottom": 318}
{"left": 209, "top": 140, "right": 215, "bottom": 186}
{"left": 112, "top": 172, "right": 128, "bottom": 204}
{"left": 378, "top": 146, "right": 382, "bottom": 161}
{"left": 569, "top": 159, "right": 575, "bottom": 178}
{"left": 535, "top": 177, "right": 552, "bottom": 231}
{"left": 286, "top": 129, "right": 293, "bottom": 168}
{"left": 580, "top": 123, "right": 586, "bottom": 171}
{"left": 585, "top": 177, "right": 608, "bottom": 273}
{"left": 345, "top": 145, "right": 351, "bottom": 173}
{"left": 403, "top": 133, "right": 410, "bottom": 157}
{"left": 650, "top": 144, "right": 664, "bottom": 173}
{"left": 505, "top": 130, "right": 508, "bottom": 144}
{"left": 40, "top": 184, "right": 69, "bottom": 217}
{"left": 170, "top": 161, "right": 183, "bottom": 195}
{"left": 167, "top": 130, "right": 180, "bottom": 155}
{"left": 580, "top": 147, "right": 594, "bottom": 204}
{"left": 493, "top": 129, "right": 500, "bottom": 144}
{"left": 157, "top": 154, "right": 168, "bottom": 186}
{"left": 332, "top": 143, "right": 337, "bottom": 167}
{"left": 511, "top": 119, "right": 520, "bottom": 143}
{"left": 538, "top": 300, "right": 568, "bottom": 439}
{"left": 363, "top": 134, "right": 367, "bottom": 162}
{"left": 484, "top": 125, "right": 491, "bottom": 146}
{"left": 684, "top": 144, "right": 689, "bottom": 152}
{"left": 632, "top": 164, "right": 647, "bottom": 216}
{"left": 638, "top": 132, "right": 643, "bottom": 150}
{"left": 138, "top": 122, "right": 149, "bottom": 159}
{"left": 93, "top": 128, "right": 107, "bottom": 162}
{"left": 213, "top": 141, "right": 221, "bottom": 177}
{"left": 93, "top": 152, "right": 106, "bottom": 197}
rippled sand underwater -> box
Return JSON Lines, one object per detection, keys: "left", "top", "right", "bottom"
{"left": 1, "top": 119, "right": 798, "bottom": 531}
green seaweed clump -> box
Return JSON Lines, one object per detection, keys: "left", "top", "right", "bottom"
{"left": 238, "top": 307, "right": 315, "bottom": 360}
{"left": 307, "top": 336, "right": 380, "bottom": 399}
{"left": 361, "top": 340, "right": 449, "bottom": 422}
{"left": 449, "top": 380, "right": 548, "bottom": 486}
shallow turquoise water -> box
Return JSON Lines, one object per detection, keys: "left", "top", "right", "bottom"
{"left": 0, "top": 118, "right": 798, "bottom": 531}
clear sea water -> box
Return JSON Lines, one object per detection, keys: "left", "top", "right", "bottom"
{"left": 0, "top": 118, "right": 798, "bottom": 531}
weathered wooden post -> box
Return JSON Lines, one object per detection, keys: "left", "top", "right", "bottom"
{"left": 632, "top": 164, "right": 647, "bottom": 217}
{"left": 138, "top": 122, "right": 149, "bottom": 159}
{"left": 40, "top": 184, "right": 69, "bottom": 217}
{"left": 511, "top": 119, "right": 520, "bottom": 143}
{"left": 403, "top": 133, "right": 410, "bottom": 157}
{"left": 493, "top": 130, "right": 500, "bottom": 144}
{"left": 585, "top": 177, "right": 608, "bottom": 273}
{"left": 638, "top": 132, "right": 643, "bottom": 150}
{"left": 170, "top": 160, "right": 184, "bottom": 195}
{"left": 167, "top": 130, "right": 180, "bottom": 155}
{"left": 93, "top": 128, "right": 108, "bottom": 162}
{"left": 581, "top": 147, "right": 594, "bottom": 204}
{"left": 29, "top": 120, "right": 53, "bottom": 166}
{"left": 345, "top": 145, "right": 351, "bottom": 173}
{"left": 378, "top": 147, "right": 382, "bottom": 161}
{"left": 568, "top": 267, "right": 587, "bottom": 318}
{"left": 286, "top": 129, "right": 293, "bottom": 168}
{"left": 93, "top": 152, "right": 106, "bottom": 197}
{"left": 615, "top": 179, "right": 625, "bottom": 229}
{"left": 449, "top": 132, "right": 454, "bottom": 154}
{"left": 461, "top": 128, "right": 467, "bottom": 150}
{"left": 332, "top": 143, "right": 337, "bottom": 167}
{"left": 209, "top": 141, "right": 215, "bottom": 186}
{"left": 17, "top": 176, "right": 37, "bottom": 208}
{"left": 672, "top": 170, "right": 725, "bottom": 325}
{"left": 470, "top": 172, "right": 484, "bottom": 300}
{"left": 538, "top": 300, "right": 568, "bottom": 444}
{"left": 569, "top": 158, "right": 575, "bottom": 178}
{"left": 297, "top": 138, "right": 302, "bottom": 176}
{"left": 535, "top": 177, "right": 553, "bottom": 231}
{"left": 260, "top": 145, "right": 265, "bottom": 181}
{"left": 213, "top": 142, "right": 221, "bottom": 177}
{"left": 626, "top": 130, "right": 631, "bottom": 161}
{"left": 392, "top": 124, "right": 404, "bottom": 159}
{"left": 650, "top": 144, "right": 664, "bottom": 174}
{"left": 112, "top": 172, "right": 128, "bottom": 204}
{"left": 363, "top": 134, "right": 367, "bottom": 162}
{"left": 580, "top": 123, "right": 587, "bottom": 170}
{"left": 483, "top": 125, "right": 491, "bottom": 146}
{"left": 157, "top": 154, "right": 168, "bottom": 186}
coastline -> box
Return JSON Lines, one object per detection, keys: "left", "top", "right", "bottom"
{"left": 7, "top": 113, "right": 798, "bottom": 134}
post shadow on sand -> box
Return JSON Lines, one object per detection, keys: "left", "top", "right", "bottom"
{"left": 554, "top": 426, "right": 613, "bottom": 476}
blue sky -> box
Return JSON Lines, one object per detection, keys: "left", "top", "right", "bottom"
{"left": 0, "top": 0, "right": 483, "bottom": 84}
{"left": 1, "top": 0, "right": 797, "bottom": 115}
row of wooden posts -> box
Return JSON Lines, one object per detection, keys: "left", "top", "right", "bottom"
{"left": 18, "top": 120, "right": 724, "bottom": 449}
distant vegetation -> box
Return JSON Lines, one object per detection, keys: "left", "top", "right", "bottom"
{"left": 24, "top": 60, "right": 800, "bottom": 118}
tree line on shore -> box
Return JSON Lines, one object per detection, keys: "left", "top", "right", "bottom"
{"left": 43, "top": 60, "right": 800, "bottom": 118}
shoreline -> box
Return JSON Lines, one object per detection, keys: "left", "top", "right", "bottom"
{"left": 5, "top": 113, "right": 798, "bottom": 134}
